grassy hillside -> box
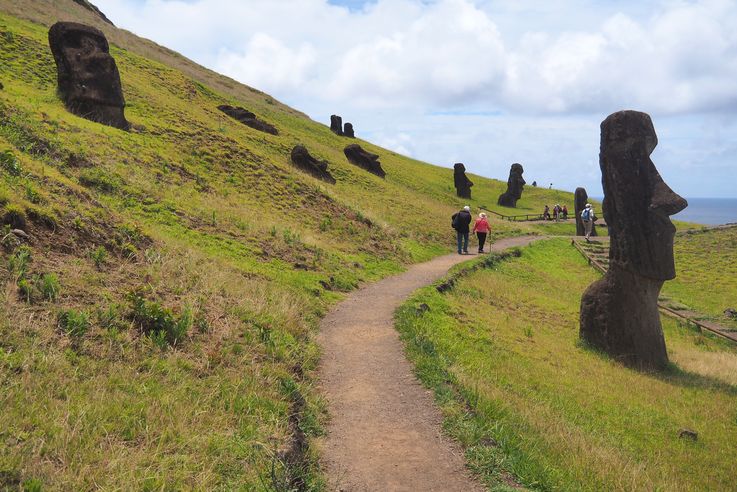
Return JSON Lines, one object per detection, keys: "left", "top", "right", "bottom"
{"left": 396, "top": 238, "right": 737, "bottom": 491}
{"left": 0, "top": 2, "right": 577, "bottom": 489}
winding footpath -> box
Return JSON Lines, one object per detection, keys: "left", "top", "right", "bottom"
{"left": 317, "top": 236, "right": 540, "bottom": 491}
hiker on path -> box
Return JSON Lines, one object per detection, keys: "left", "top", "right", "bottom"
{"left": 562, "top": 205, "right": 568, "bottom": 219}
{"left": 472, "top": 212, "right": 490, "bottom": 253}
{"left": 451, "top": 205, "right": 472, "bottom": 254}
{"left": 581, "top": 203, "right": 595, "bottom": 241}
{"left": 543, "top": 205, "right": 551, "bottom": 220}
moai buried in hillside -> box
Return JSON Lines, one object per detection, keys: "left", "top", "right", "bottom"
{"left": 580, "top": 110, "right": 687, "bottom": 370}
{"left": 290, "top": 145, "right": 336, "bottom": 184}
{"left": 574, "top": 187, "right": 597, "bottom": 237}
{"left": 453, "top": 163, "right": 473, "bottom": 199}
{"left": 497, "top": 163, "right": 525, "bottom": 207}
{"left": 343, "top": 122, "right": 355, "bottom": 138}
{"left": 48, "top": 22, "right": 129, "bottom": 130}
{"left": 344, "top": 144, "right": 385, "bottom": 178}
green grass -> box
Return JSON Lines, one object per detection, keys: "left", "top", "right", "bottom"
{"left": 396, "top": 238, "right": 737, "bottom": 491}
{"left": 662, "top": 226, "right": 737, "bottom": 330}
{"left": 0, "top": 3, "right": 578, "bottom": 488}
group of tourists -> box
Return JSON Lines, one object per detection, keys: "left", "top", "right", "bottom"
{"left": 451, "top": 206, "right": 490, "bottom": 254}
{"left": 542, "top": 204, "right": 568, "bottom": 221}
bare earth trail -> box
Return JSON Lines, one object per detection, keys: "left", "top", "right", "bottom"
{"left": 317, "top": 235, "right": 540, "bottom": 491}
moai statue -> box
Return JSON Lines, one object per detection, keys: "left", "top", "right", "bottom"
{"left": 48, "top": 22, "right": 129, "bottom": 130}
{"left": 343, "top": 122, "right": 355, "bottom": 138}
{"left": 574, "top": 187, "right": 597, "bottom": 237}
{"left": 453, "top": 163, "right": 473, "bottom": 199}
{"left": 497, "top": 163, "right": 525, "bottom": 207}
{"left": 218, "top": 105, "right": 278, "bottom": 135}
{"left": 344, "top": 144, "right": 385, "bottom": 178}
{"left": 580, "top": 110, "right": 687, "bottom": 370}
{"left": 290, "top": 145, "right": 336, "bottom": 184}
{"left": 330, "top": 115, "right": 343, "bottom": 135}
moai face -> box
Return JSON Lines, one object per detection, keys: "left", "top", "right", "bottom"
{"left": 49, "top": 22, "right": 128, "bottom": 129}
{"left": 600, "top": 111, "right": 687, "bottom": 280}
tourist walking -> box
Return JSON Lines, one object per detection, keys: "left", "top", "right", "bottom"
{"left": 451, "top": 205, "right": 472, "bottom": 254}
{"left": 472, "top": 212, "right": 490, "bottom": 253}
{"left": 561, "top": 205, "right": 568, "bottom": 219}
{"left": 543, "top": 205, "right": 550, "bottom": 220}
{"left": 581, "top": 203, "right": 595, "bottom": 241}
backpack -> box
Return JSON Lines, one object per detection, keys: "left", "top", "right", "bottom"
{"left": 451, "top": 213, "right": 459, "bottom": 229}
{"left": 581, "top": 208, "right": 591, "bottom": 221}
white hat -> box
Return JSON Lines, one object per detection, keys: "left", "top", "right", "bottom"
{"left": 463, "top": 205, "right": 470, "bottom": 211}
{"left": 585, "top": 203, "right": 592, "bottom": 208}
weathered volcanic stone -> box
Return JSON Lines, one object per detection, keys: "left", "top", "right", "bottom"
{"left": 290, "top": 145, "right": 336, "bottom": 184}
{"left": 580, "top": 110, "right": 687, "bottom": 370}
{"left": 343, "top": 122, "right": 355, "bottom": 138}
{"left": 574, "top": 187, "right": 597, "bottom": 237}
{"left": 48, "top": 22, "right": 129, "bottom": 130}
{"left": 497, "top": 163, "right": 525, "bottom": 207}
{"left": 344, "top": 144, "right": 385, "bottom": 178}
{"left": 218, "top": 105, "right": 278, "bottom": 135}
{"left": 453, "top": 163, "right": 473, "bottom": 199}
{"left": 330, "top": 115, "right": 343, "bottom": 135}
{"left": 72, "top": 0, "right": 115, "bottom": 25}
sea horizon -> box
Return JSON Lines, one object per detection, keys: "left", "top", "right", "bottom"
{"left": 590, "top": 197, "right": 737, "bottom": 226}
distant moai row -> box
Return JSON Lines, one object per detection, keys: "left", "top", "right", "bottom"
{"left": 330, "top": 115, "right": 355, "bottom": 138}
{"left": 46, "top": 21, "right": 388, "bottom": 186}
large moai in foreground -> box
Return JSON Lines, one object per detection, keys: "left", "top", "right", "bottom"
{"left": 497, "top": 163, "right": 525, "bottom": 207}
{"left": 453, "top": 163, "right": 473, "bottom": 199}
{"left": 48, "top": 22, "right": 129, "bottom": 130}
{"left": 580, "top": 111, "right": 687, "bottom": 370}
{"left": 574, "top": 187, "right": 597, "bottom": 237}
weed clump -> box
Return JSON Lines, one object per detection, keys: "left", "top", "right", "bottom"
{"left": 127, "top": 291, "right": 191, "bottom": 347}
{"left": 0, "top": 149, "right": 22, "bottom": 176}
{"left": 58, "top": 309, "right": 90, "bottom": 337}
{"left": 78, "top": 168, "right": 121, "bottom": 193}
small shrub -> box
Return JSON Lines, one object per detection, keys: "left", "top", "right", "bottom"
{"left": 89, "top": 246, "right": 107, "bottom": 269}
{"left": 127, "top": 291, "right": 191, "bottom": 347}
{"left": 24, "top": 184, "right": 42, "bottom": 204}
{"left": 0, "top": 149, "right": 22, "bottom": 176}
{"left": 58, "top": 309, "right": 90, "bottom": 337}
{"left": 8, "top": 245, "right": 31, "bottom": 279}
{"left": 96, "top": 303, "right": 125, "bottom": 330}
{"left": 120, "top": 242, "right": 138, "bottom": 260}
{"left": 38, "top": 273, "right": 60, "bottom": 301}
{"left": 18, "top": 277, "right": 33, "bottom": 303}
{"left": 0, "top": 187, "right": 9, "bottom": 206}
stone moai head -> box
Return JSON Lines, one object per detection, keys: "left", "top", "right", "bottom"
{"left": 600, "top": 110, "right": 687, "bottom": 280}
{"left": 574, "top": 187, "right": 588, "bottom": 212}
{"left": 508, "top": 163, "right": 525, "bottom": 199}
{"left": 330, "top": 115, "right": 343, "bottom": 135}
{"left": 453, "top": 163, "right": 473, "bottom": 199}
{"left": 48, "top": 22, "right": 128, "bottom": 130}
{"left": 343, "top": 122, "right": 355, "bottom": 138}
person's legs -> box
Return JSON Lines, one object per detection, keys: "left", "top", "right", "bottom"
{"left": 584, "top": 220, "right": 592, "bottom": 240}
{"left": 456, "top": 231, "right": 463, "bottom": 253}
{"left": 462, "top": 232, "right": 469, "bottom": 253}
{"left": 477, "top": 232, "right": 487, "bottom": 252}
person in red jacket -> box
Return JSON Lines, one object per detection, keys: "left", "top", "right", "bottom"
{"left": 472, "top": 212, "right": 491, "bottom": 253}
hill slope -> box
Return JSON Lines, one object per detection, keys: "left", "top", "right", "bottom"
{"left": 0, "top": 2, "right": 574, "bottom": 489}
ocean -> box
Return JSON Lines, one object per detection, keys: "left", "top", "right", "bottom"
{"left": 590, "top": 197, "right": 737, "bottom": 226}
{"left": 673, "top": 198, "right": 737, "bottom": 226}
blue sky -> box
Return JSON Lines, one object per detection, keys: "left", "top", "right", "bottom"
{"left": 95, "top": 0, "right": 737, "bottom": 198}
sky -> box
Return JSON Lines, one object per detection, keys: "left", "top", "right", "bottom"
{"left": 94, "top": 0, "right": 737, "bottom": 198}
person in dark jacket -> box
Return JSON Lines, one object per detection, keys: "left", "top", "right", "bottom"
{"left": 451, "top": 205, "right": 473, "bottom": 254}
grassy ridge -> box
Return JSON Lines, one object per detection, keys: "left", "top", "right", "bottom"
{"left": 0, "top": 3, "right": 577, "bottom": 489}
{"left": 396, "top": 239, "right": 737, "bottom": 491}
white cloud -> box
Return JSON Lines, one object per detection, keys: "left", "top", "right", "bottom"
{"left": 95, "top": 0, "right": 737, "bottom": 197}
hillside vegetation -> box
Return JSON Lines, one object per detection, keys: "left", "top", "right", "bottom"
{"left": 396, "top": 238, "right": 737, "bottom": 491}
{"left": 0, "top": 1, "right": 578, "bottom": 489}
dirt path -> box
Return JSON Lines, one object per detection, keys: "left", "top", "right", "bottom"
{"left": 317, "top": 236, "right": 540, "bottom": 491}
